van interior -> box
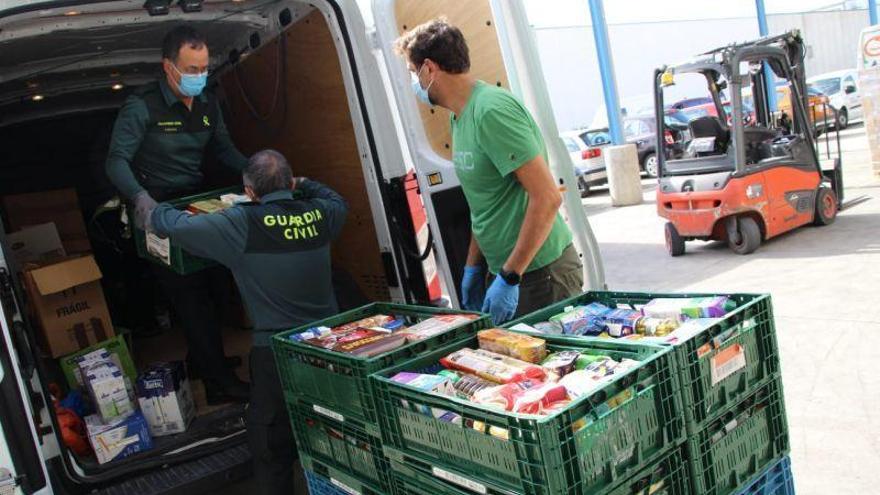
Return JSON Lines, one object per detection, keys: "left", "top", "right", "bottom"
{"left": 0, "top": 0, "right": 416, "bottom": 488}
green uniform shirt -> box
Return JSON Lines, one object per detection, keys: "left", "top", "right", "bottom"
{"left": 451, "top": 81, "right": 572, "bottom": 274}
{"left": 105, "top": 78, "right": 248, "bottom": 200}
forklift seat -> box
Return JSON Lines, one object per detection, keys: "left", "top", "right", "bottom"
{"left": 688, "top": 116, "right": 730, "bottom": 155}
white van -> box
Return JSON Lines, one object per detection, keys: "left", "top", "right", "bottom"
{"left": 808, "top": 69, "right": 862, "bottom": 129}
{"left": 0, "top": 0, "right": 604, "bottom": 492}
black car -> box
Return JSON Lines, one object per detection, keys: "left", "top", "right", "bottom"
{"left": 593, "top": 113, "right": 689, "bottom": 178}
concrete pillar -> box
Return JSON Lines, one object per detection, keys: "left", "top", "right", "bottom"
{"left": 605, "top": 144, "right": 643, "bottom": 206}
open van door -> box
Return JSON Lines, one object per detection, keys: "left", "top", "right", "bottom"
{"left": 370, "top": 0, "right": 605, "bottom": 307}
{"left": 0, "top": 242, "right": 52, "bottom": 495}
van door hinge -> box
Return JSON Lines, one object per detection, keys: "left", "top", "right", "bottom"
{"left": 367, "top": 29, "right": 381, "bottom": 51}
{"left": 0, "top": 469, "right": 20, "bottom": 495}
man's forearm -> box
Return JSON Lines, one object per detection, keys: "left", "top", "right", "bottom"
{"left": 466, "top": 234, "right": 484, "bottom": 267}
{"left": 105, "top": 155, "right": 145, "bottom": 200}
{"left": 503, "top": 196, "right": 558, "bottom": 275}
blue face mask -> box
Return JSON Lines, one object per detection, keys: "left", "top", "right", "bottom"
{"left": 411, "top": 65, "right": 434, "bottom": 106}
{"left": 171, "top": 63, "right": 208, "bottom": 97}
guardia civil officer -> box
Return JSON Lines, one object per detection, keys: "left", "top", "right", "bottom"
{"left": 105, "top": 26, "right": 249, "bottom": 402}
{"left": 151, "top": 150, "right": 348, "bottom": 495}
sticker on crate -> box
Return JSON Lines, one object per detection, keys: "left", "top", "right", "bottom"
{"left": 145, "top": 233, "right": 171, "bottom": 265}
{"left": 329, "top": 478, "right": 360, "bottom": 495}
{"left": 711, "top": 343, "right": 747, "bottom": 386}
{"left": 431, "top": 466, "right": 488, "bottom": 494}
{"left": 313, "top": 404, "right": 345, "bottom": 423}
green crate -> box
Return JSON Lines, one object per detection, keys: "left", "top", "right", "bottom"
{"left": 605, "top": 443, "right": 691, "bottom": 495}
{"left": 132, "top": 186, "right": 240, "bottom": 275}
{"left": 272, "top": 303, "right": 490, "bottom": 433}
{"left": 388, "top": 442, "right": 691, "bottom": 495}
{"left": 687, "top": 379, "right": 789, "bottom": 495}
{"left": 300, "top": 453, "right": 389, "bottom": 495}
{"left": 506, "top": 291, "right": 780, "bottom": 433}
{"left": 291, "top": 402, "right": 391, "bottom": 493}
{"left": 372, "top": 335, "right": 684, "bottom": 495}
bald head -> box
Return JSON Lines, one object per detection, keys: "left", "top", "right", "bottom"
{"left": 243, "top": 149, "right": 294, "bottom": 199}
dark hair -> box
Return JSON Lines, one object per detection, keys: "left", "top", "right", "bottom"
{"left": 162, "top": 26, "right": 207, "bottom": 61}
{"left": 394, "top": 18, "right": 470, "bottom": 73}
{"left": 243, "top": 150, "right": 293, "bottom": 197}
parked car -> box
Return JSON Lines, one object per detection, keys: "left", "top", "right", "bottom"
{"left": 561, "top": 131, "right": 607, "bottom": 197}
{"left": 808, "top": 70, "right": 862, "bottom": 129}
{"left": 621, "top": 113, "right": 690, "bottom": 178}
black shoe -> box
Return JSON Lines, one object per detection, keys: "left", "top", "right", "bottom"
{"left": 205, "top": 379, "right": 250, "bottom": 405}
{"left": 187, "top": 355, "right": 244, "bottom": 380}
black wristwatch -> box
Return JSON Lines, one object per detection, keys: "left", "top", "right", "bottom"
{"left": 499, "top": 268, "right": 521, "bottom": 286}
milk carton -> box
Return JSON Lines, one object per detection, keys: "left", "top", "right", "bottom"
{"left": 136, "top": 362, "right": 196, "bottom": 437}
{"left": 84, "top": 361, "right": 134, "bottom": 423}
{"left": 85, "top": 410, "right": 153, "bottom": 464}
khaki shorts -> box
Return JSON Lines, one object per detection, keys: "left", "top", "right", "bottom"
{"left": 515, "top": 244, "right": 584, "bottom": 318}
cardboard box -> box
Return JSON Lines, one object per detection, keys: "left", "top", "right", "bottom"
{"left": 84, "top": 361, "right": 134, "bottom": 423}
{"left": 5, "top": 222, "right": 66, "bottom": 268}
{"left": 23, "top": 255, "right": 115, "bottom": 357}
{"left": 59, "top": 336, "right": 136, "bottom": 390}
{"left": 136, "top": 362, "right": 196, "bottom": 437}
{"left": 85, "top": 411, "right": 153, "bottom": 465}
{"left": 2, "top": 188, "right": 91, "bottom": 255}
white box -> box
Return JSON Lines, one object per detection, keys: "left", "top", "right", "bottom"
{"left": 136, "top": 362, "right": 196, "bottom": 437}
{"left": 84, "top": 361, "right": 134, "bottom": 423}
{"left": 85, "top": 411, "right": 153, "bottom": 464}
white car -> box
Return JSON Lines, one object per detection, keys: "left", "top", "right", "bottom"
{"left": 808, "top": 69, "right": 863, "bottom": 129}
{"left": 560, "top": 131, "right": 607, "bottom": 197}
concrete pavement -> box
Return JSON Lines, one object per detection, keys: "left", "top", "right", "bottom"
{"left": 582, "top": 124, "right": 879, "bottom": 494}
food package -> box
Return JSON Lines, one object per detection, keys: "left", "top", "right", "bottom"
{"left": 636, "top": 317, "right": 679, "bottom": 337}
{"left": 561, "top": 356, "right": 641, "bottom": 398}
{"left": 85, "top": 410, "right": 153, "bottom": 464}
{"left": 84, "top": 361, "right": 134, "bottom": 423}
{"left": 391, "top": 372, "right": 455, "bottom": 396}
{"left": 398, "top": 314, "right": 479, "bottom": 342}
{"left": 603, "top": 309, "right": 642, "bottom": 338}
{"left": 533, "top": 321, "right": 564, "bottom": 334}
{"left": 452, "top": 373, "right": 496, "bottom": 399}
{"left": 332, "top": 315, "right": 395, "bottom": 335}
{"left": 331, "top": 332, "right": 407, "bottom": 357}
{"left": 474, "top": 349, "right": 556, "bottom": 381}
{"left": 473, "top": 381, "right": 568, "bottom": 415}
{"left": 642, "top": 297, "right": 735, "bottom": 321}
{"left": 541, "top": 351, "right": 580, "bottom": 377}
{"left": 440, "top": 348, "right": 547, "bottom": 384}
{"left": 550, "top": 303, "right": 610, "bottom": 335}
{"left": 472, "top": 380, "right": 542, "bottom": 410}
{"left": 135, "top": 362, "right": 195, "bottom": 437}
{"left": 478, "top": 329, "right": 547, "bottom": 363}
{"left": 186, "top": 199, "right": 230, "bottom": 215}
{"left": 305, "top": 328, "right": 381, "bottom": 350}
{"left": 288, "top": 326, "right": 332, "bottom": 342}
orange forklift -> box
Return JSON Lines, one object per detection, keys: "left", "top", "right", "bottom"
{"left": 654, "top": 30, "right": 843, "bottom": 256}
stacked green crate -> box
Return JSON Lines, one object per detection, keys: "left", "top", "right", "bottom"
{"left": 271, "top": 303, "right": 490, "bottom": 494}
{"left": 505, "top": 291, "right": 790, "bottom": 495}
{"left": 372, "top": 335, "right": 684, "bottom": 495}
{"left": 131, "top": 186, "right": 241, "bottom": 275}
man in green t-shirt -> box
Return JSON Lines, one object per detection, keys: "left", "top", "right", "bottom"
{"left": 395, "top": 19, "right": 583, "bottom": 324}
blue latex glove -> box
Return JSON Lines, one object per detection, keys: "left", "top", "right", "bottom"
{"left": 460, "top": 265, "right": 487, "bottom": 311}
{"left": 482, "top": 276, "right": 520, "bottom": 325}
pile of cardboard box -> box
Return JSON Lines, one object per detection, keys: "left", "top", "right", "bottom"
{"left": 2, "top": 188, "right": 196, "bottom": 465}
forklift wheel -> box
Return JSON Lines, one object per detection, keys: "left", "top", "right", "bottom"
{"left": 665, "top": 222, "right": 685, "bottom": 257}
{"left": 728, "top": 216, "right": 761, "bottom": 255}
{"left": 814, "top": 187, "right": 837, "bottom": 226}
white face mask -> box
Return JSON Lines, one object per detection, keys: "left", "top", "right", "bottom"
{"left": 411, "top": 64, "right": 435, "bottom": 105}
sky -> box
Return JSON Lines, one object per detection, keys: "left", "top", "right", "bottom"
{"left": 523, "top": 0, "right": 863, "bottom": 27}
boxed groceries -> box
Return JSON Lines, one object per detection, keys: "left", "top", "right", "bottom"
{"left": 83, "top": 360, "right": 134, "bottom": 423}
{"left": 3, "top": 188, "right": 92, "bottom": 255}
{"left": 85, "top": 410, "right": 153, "bottom": 465}
{"left": 136, "top": 362, "right": 196, "bottom": 437}
{"left": 59, "top": 336, "right": 136, "bottom": 390}
{"left": 22, "top": 255, "right": 115, "bottom": 357}
{"left": 5, "top": 222, "right": 66, "bottom": 268}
